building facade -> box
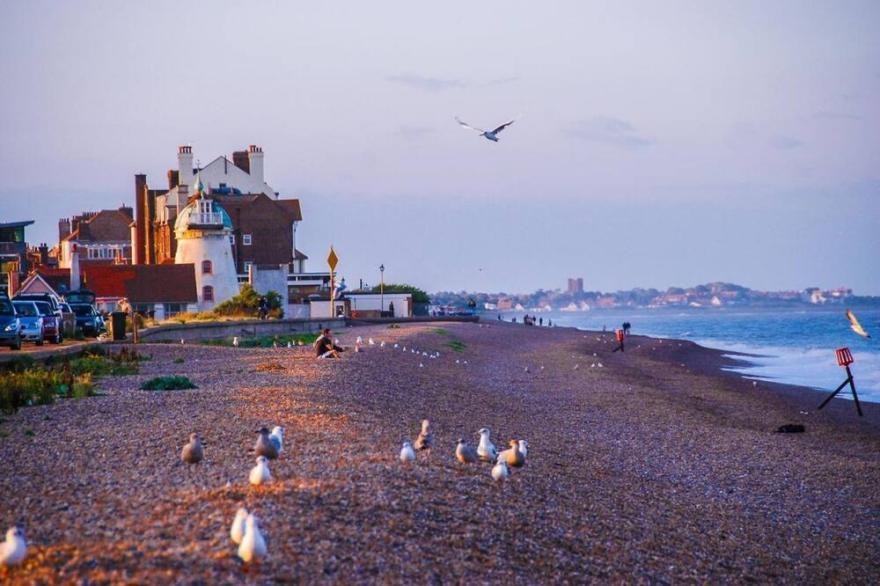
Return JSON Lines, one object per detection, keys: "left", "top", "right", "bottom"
{"left": 58, "top": 207, "right": 134, "bottom": 269}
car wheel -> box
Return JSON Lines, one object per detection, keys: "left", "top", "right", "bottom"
{"left": 54, "top": 333, "right": 62, "bottom": 344}
{"left": 36, "top": 339, "right": 44, "bottom": 346}
{"left": 11, "top": 336, "right": 21, "bottom": 351}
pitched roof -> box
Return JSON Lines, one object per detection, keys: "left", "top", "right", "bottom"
{"left": 210, "top": 193, "right": 303, "bottom": 222}
{"left": 82, "top": 264, "right": 198, "bottom": 303}
{"left": 64, "top": 209, "right": 133, "bottom": 243}
{"left": 34, "top": 267, "right": 71, "bottom": 293}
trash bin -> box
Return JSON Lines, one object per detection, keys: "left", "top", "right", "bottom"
{"left": 111, "top": 311, "right": 127, "bottom": 341}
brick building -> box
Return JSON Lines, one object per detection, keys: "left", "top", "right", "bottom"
{"left": 58, "top": 206, "right": 134, "bottom": 269}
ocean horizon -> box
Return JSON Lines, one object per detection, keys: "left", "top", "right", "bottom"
{"left": 497, "top": 306, "right": 880, "bottom": 403}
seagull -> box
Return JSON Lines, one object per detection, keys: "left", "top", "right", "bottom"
{"left": 414, "top": 419, "right": 433, "bottom": 453}
{"left": 269, "top": 426, "right": 284, "bottom": 454}
{"left": 254, "top": 427, "right": 279, "bottom": 460}
{"left": 491, "top": 458, "right": 510, "bottom": 482}
{"left": 499, "top": 439, "right": 525, "bottom": 468}
{"left": 847, "top": 309, "right": 871, "bottom": 338}
{"left": 455, "top": 438, "right": 478, "bottom": 464}
{"left": 456, "top": 116, "right": 518, "bottom": 142}
{"left": 249, "top": 456, "right": 272, "bottom": 486}
{"left": 233, "top": 336, "right": 240, "bottom": 347}
{"left": 400, "top": 440, "right": 416, "bottom": 463}
{"left": 238, "top": 513, "right": 267, "bottom": 565}
{"left": 573, "top": 364, "right": 580, "bottom": 371}
{"left": 230, "top": 508, "right": 249, "bottom": 545}
{"left": 368, "top": 337, "right": 375, "bottom": 345}
{"left": 180, "top": 432, "right": 204, "bottom": 465}
{"left": 517, "top": 439, "right": 529, "bottom": 458}
{"left": 380, "top": 341, "right": 386, "bottom": 348}
{"left": 0, "top": 526, "right": 27, "bottom": 568}
{"left": 477, "top": 428, "right": 497, "bottom": 462}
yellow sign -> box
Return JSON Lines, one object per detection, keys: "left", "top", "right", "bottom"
{"left": 327, "top": 247, "right": 339, "bottom": 271}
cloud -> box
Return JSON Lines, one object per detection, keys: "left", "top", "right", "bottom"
{"left": 395, "top": 125, "right": 435, "bottom": 140}
{"left": 768, "top": 135, "right": 804, "bottom": 150}
{"left": 386, "top": 73, "right": 467, "bottom": 92}
{"left": 814, "top": 110, "right": 861, "bottom": 121}
{"left": 565, "top": 117, "right": 654, "bottom": 148}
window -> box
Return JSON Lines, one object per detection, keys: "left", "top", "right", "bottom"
{"left": 202, "top": 260, "right": 212, "bottom": 274}
{"left": 244, "top": 261, "right": 253, "bottom": 274}
{"left": 203, "top": 286, "right": 214, "bottom": 302}
{"left": 243, "top": 234, "right": 252, "bottom": 246}
{"left": 229, "top": 234, "right": 235, "bottom": 245}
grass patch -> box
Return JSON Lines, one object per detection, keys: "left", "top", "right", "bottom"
{"left": 200, "top": 333, "right": 318, "bottom": 348}
{"left": 387, "top": 323, "right": 400, "bottom": 329}
{"left": 444, "top": 340, "right": 467, "bottom": 352}
{"left": 432, "top": 328, "right": 450, "bottom": 336}
{"left": 173, "top": 357, "right": 185, "bottom": 364}
{"left": 140, "top": 375, "right": 197, "bottom": 391}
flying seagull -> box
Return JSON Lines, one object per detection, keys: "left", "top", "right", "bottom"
{"left": 456, "top": 116, "right": 518, "bottom": 142}
{"left": 846, "top": 309, "right": 871, "bottom": 338}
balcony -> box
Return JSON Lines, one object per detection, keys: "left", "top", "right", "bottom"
{"left": 190, "top": 212, "right": 223, "bottom": 226}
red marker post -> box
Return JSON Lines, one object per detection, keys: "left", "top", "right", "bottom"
{"left": 817, "top": 347, "right": 863, "bottom": 416}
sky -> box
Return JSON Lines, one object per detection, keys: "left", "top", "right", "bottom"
{"left": 1, "top": 0, "right": 878, "bottom": 294}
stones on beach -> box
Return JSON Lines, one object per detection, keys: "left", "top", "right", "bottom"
{"left": 477, "top": 428, "right": 497, "bottom": 462}
{"left": 491, "top": 458, "right": 509, "bottom": 482}
{"left": 180, "top": 432, "right": 204, "bottom": 465}
{"left": 399, "top": 441, "right": 416, "bottom": 463}
{"left": 230, "top": 508, "right": 248, "bottom": 545}
{"left": 0, "top": 526, "right": 27, "bottom": 568}
{"left": 414, "top": 419, "right": 433, "bottom": 453}
{"left": 455, "top": 438, "right": 478, "bottom": 464}
{"left": 249, "top": 456, "right": 272, "bottom": 486}
{"left": 254, "top": 427, "right": 279, "bottom": 460}
{"left": 269, "top": 426, "right": 284, "bottom": 454}
{"left": 237, "top": 513, "right": 267, "bottom": 565}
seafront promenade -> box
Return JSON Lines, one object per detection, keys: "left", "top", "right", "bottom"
{"left": 1, "top": 321, "right": 878, "bottom": 583}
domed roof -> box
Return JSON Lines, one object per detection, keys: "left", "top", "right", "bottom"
{"left": 174, "top": 198, "right": 233, "bottom": 233}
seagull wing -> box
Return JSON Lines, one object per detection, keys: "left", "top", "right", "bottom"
{"left": 455, "top": 117, "right": 485, "bottom": 134}
{"left": 490, "top": 117, "right": 518, "bottom": 135}
{"left": 846, "top": 309, "right": 871, "bottom": 338}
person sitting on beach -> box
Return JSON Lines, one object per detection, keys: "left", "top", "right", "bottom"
{"left": 314, "top": 328, "right": 344, "bottom": 359}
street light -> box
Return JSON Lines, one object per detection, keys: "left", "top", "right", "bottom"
{"left": 379, "top": 264, "right": 385, "bottom": 316}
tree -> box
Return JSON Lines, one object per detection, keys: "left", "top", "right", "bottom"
{"left": 214, "top": 284, "right": 284, "bottom": 318}
{"left": 369, "top": 283, "right": 430, "bottom": 304}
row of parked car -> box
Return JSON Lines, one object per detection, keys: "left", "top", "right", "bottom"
{"left": 0, "top": 289, "right": 105, "bottom": 350}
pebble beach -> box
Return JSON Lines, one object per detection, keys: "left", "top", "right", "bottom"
{"left": 1, "top": 321, "right": 878, "bottom": 584}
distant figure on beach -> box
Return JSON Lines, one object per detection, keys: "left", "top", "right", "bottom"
{"left": 622, "top": 322, "right": 631, "bottom": 335}
{"left": 497, "top": 314, "right": 501, "bottom": 321}
{"left": 388, "top": 301, "right": 395, "bottom": 316}
{"left": 603, "top": 325, "right": 607, "bottom": 332}
{"left": 539, "top": 317, "right": 543, "bottom": 326}
{"left": 314, "top": 328, "right": 344, "bottom": 359}
{"left": 548, "top": 319, "right": 552, "bottom": 327}
{"left": 258, "top": 296, "right": 269, "bottom": 320}
{"left": 512, "top": 317, "right": 517, "bottom": 323}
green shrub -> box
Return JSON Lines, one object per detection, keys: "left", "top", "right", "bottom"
{"left": 213, "top": 284, "right": 283, "bottom": 318}
{"left": 173, "top": 357, "right": 185, "bottom": 364}
{"left": 140, "top": 375, "right": 197, "bottom": 391}
{"left": 432, "top": 328, "right": 450, "bottom": 336}
{"left": 0, "top": 370, "right": 64, "bottom": 413}
{"left": 444, "top": 340, "right": 467, "bottom": 352}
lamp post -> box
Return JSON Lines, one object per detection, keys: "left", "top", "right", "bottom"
{"left": 379, "top": 264, "right": 385, "bottom": 316}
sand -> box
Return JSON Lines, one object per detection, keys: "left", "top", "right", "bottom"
{"left": 0, "top": 321, "right": 878, "bottom": 584}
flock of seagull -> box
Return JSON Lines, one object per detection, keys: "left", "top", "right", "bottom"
{"left": 399, "top": 420, "right": 529, "bottom": 483}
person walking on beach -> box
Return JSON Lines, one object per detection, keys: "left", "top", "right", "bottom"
{"left": 539, "top": 317, "right": 543, "bottom": 326}
{"left": 623, "top": 321, "right": 631, "bottom": 335}
{"left": 258, "top": 296, "right": 269, "bottom": 320}
{"left": 314, "top": 328, "right": 344, "bottom": 359}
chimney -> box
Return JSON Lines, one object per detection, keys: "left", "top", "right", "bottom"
{"left": 247, "top": 145, "right": 264, "bottom": 184}
{"left": 39, "top": 243, "right": 49, "bottom": 265}
{"left": 70, "top": 244, "right": 81, "bottom": 291}
{"left": 130, "top": 224, "right": 138, "bottom": 264}
{"left": 134, "top": 174, "right": 147, "bottom": 265}
{"left": 178, "top": 145, "right": 194, "bottom": 188}
{"left": 232, "top": 150, "right": 250, "bottom": 174}
{"left": 167, "top": 169, "right": 179, "bottom": 189}
{"left": 59, "top": 218, "right": 71, "bottom": 241}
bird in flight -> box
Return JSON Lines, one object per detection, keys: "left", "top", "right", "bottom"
{"left": 455, "top": 116, "right": 518, "bottom": 142}
{"left": 846, "top": 309, "right": 871, "bottom": 338}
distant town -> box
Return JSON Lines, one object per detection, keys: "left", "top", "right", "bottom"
{"left": 432, "top": 279, "right": 878, "bottom": 313}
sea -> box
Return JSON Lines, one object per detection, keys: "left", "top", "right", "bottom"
{"left": 498, "top": 307, "right": 880, "bottom": 403}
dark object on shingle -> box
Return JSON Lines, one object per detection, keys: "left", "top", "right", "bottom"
{"left": 776, "top": 424, "right": 805, "bottom": 433}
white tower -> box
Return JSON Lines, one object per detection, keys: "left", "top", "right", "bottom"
{"left": 174, "top": 177, "right": 239, "bottom": 310}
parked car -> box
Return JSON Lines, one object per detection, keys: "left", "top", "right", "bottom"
{"left": 70, "top": 303, "right": 104, "bottom": 336}
{"left": 34, "top": 300, "right": 62, "bottom": 344}
{"left": 0, "top": 294, "right": 22, "bottom": 350}
{"left": 15, "top": 292, "right": 62, "bottom": 337}
{"left": 58, "top": 302, "right": 76, "bottom": 337}
{"left": 12, "top": 300, "right": 45, "bottom": 345}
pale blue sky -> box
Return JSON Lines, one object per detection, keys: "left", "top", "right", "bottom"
{"left": 1, "top": 1, "right": 878, "bottom": 293}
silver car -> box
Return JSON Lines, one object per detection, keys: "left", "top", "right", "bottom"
{"left": 12, "top": 300, "right": 45, "bottom": 345}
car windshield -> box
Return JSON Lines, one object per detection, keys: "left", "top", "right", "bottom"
{"left": 13, "top": 302, "right": 38, "bottom": 317}
{"left": 0, "top": 300, "right": 14, "bottom": 315}
{"left": 72, "top": 305, "right": 95, "bottom": 316}
{"left": 35, "top": 301, "right": 53, "bottom": 316}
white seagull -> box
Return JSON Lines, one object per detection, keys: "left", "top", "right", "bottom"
{"left": 238, "top": 513, "right": 267, "bottom": 565}
{"left": 0, "top": 526, "right": 27, "bottom": 568}
{"left": 456, "top": 116, "right": 518, "bottom": 142}
{"left": 477, "top": 428, "right": 497, "bottom": 462}
{"left": 491, "top": 458, "right": 510, "bottom": 482}
{"left": 249, "top": 456, "right": 272, "bottom": 486}
{"left": 400, "top": 440, "right": 416, "bottom": 463}
{"left": 230, "top": 508, "right": 249, "bottom": 545}
{"left": 269, "top": 426, "right": 284, "bottom": 454}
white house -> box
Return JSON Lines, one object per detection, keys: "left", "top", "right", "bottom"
{"left": 346, "top": 293, "right": 412, "bottom": 318}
